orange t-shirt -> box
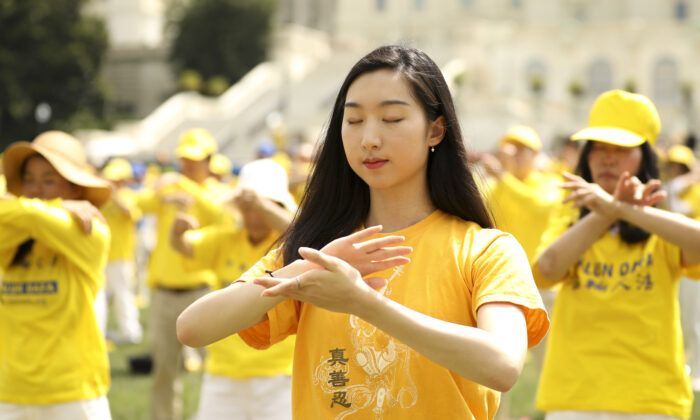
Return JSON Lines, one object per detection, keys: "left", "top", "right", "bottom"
{"left": 239, "top": 211, "right": 549, "bottom": 419}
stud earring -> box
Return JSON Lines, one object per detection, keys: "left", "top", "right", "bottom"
{"left": 430, "top": 146, "right": 435, "bottom": 153}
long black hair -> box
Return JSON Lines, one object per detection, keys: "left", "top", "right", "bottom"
{"left": 279, "top": 45, "right": 493, "bottom": 265}
{"left": 575, "top": 140, "right": 659, "bottom": 244}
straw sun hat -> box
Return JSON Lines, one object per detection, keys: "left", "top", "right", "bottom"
{"left": 3, "top": 131, "right": 111, "bottom": 207}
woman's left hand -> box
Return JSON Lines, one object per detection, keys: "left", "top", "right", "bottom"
{"left": 560, "top": 171, "right": 666, "bottom": 218}
{"left": 560, "top": 172, "right": 619, "bottom": 218}
{"left": 254, "top": 247, "right": 387, "bottom": 316}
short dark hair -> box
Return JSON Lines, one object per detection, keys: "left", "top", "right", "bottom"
{"left": 575, "top": 141, "right": 659, "bottom": 244}
{"left": 279, "top": 45, "right": 493, "bottom": 265}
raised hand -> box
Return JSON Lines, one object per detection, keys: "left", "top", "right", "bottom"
{"left": 172, "top": 212, "right": 199, "bottom": 236}
{"left": 613, "top": 172, "right": 666, "bottom": 207}
{"left": 560, "top": 171, "right": 666, "bottom": 219}
{"left": 320, "top": 225, "right": 412, "bottom": 276}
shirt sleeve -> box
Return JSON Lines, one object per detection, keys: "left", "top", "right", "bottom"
{"left": 237, "top": 249, "right": 301, "bottom": 349}
{"left": 531, "top": 201, "right": 579, "bottom": 288}
{"left": 0, "top": 197, "right": 110, "bottom": 276}
{"left": 470, "top": 232, "right": 550, "bottom": 348}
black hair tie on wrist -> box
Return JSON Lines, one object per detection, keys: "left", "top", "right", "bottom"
{"left": 265, "top": 270, "right": 275, "bottom": 277}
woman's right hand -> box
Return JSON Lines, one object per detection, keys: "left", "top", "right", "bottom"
{"left": 320, "top": 225, "right": 412, "bottom": 276}
{"left": 62, "top": 200, "right": 106, "bottom": 234}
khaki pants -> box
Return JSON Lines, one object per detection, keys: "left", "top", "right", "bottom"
{"left": 150, "top": 286, "right": 209, "bottom": 420}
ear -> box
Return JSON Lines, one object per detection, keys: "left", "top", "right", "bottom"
{"left": 428, "top": 116, "right": 446, "bottom": 147}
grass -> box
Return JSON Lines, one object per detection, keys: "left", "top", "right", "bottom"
{"left": 107, "top": 306, "right": 202, "bottom": 420}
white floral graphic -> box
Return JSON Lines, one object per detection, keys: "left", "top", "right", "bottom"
{"left": 313, "top": 266, "right": 418, "bottom": 419}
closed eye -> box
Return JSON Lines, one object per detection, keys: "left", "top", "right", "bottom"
{"left": 384, "top": 118, "right": 403, "bottom": 123}
{"left": 346, "top": 120, "right": 363, "bottom": 125}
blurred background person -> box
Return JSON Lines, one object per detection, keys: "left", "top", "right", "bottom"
{"left": 534, "top": 90, "right": 700, "bottom": 420}
{"left": 0, "top": 131, "right": 112, "bottom": 420}
{"left": 477, "top": 125, "right": 563, "bottom": 419}
{"left": 171, "top": 158, "right": 296, "bottom": 420}
{"left": 94, "top": 157, "right": 144, "bottom": 345}
{"left": 138, "top": 128, "right": 226, "bottom": 420}
{"left": 663, "top": 144, "right": 700, "bottom": 390}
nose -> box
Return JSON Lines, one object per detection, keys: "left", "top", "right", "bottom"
{"left": 360, "top": 119, "right": 381, "bottom": 151}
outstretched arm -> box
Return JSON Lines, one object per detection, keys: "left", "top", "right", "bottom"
{"left": 176, "top": 226, "right": 412, "bottom": 347}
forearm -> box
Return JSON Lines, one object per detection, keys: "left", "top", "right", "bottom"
{"left": 357, "top": 296, "right": 526, "bottom": 392}
{"left": 260, "top": 201, "right": 293, "bottom": 233}
{"left": 177, "top": 258, "right": 315, "bottom": 347}
{"left": 617, "top": 202, "right": 700, "bottom": 264}
{"left": 536, "top": 212, "right": 612, "bottom": 285}
{"left": 170, "top": 228, "right": 193, "bottom": 258}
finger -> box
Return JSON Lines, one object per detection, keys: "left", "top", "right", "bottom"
{"left": 299, "top": 247, "right": 346, "bottom": 273}
{"left": 82, "top": 217, "right": 93, "bottom": 234}
{"left": 367, "top": 256, "right": 411, "bottom": 273}
{"left": 562, "top": 171, "right": 584, "bottom": 182}
{"left": 558, "top": 181, "right": 585, "bottom": 190}
{"left": 355, "top": 236, "right": 407, "bottom": 252}
{"left": 644, "top": 191, "right": 667, "bottom": 207}
{"left": 642, "top": 179, "right": 662, "bottom": 195}
{"left": 365, "top": 246, "right": 413, "bottom": 260}
{"left": 562, "top": 190, "right": 587, "bottom": 204}
{"left": 344, "top": 226, "right": 383, "bottom": 243}
{"left": 252, "top": 276, "right": 285, "bottom": 289}
{"left": 364, "top": 277, "right": 388, "bottom": 290}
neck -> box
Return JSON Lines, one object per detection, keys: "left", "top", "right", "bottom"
{"left": 365, "top": 182, "right": 436, "bottom": 233}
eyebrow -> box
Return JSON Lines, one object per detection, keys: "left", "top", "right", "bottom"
{"left": 344, "top": 99, "right": 410, "bottom": 108}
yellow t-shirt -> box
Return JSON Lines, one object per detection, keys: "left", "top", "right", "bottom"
{"left": 239, "top": 211, "right": 549, "bottom": 420}
{"left": 138, "top": 176, "right": 224, "bottom": 289}
{"left": 487, "top": 171, "right": 563, "bottom": 262}
{"left": 185, "top": 226, "right": 295, "bottom": 379}
{"left": 0, "top": 197, "right": 110, "bottom": 404}
{"left": 534, "top": 205, "right": 698, "bottom": 418}
{"left": 680, "top": 182, "right": 700, "bottom": 219}
{"left": 0, "top": 174, "right": 6, "bottom": 195}
{"left": 101, "top": 187, "right": 141, "bottom": 262}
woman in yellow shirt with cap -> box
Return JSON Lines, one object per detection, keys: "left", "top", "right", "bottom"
{"left": 0, "top": 131, "right": 112, "bottom": 420}
{"left": 178, "top": 45, "right": 549, "bottom": 420}
{"left": 534, "top": 90, "right": 700, "bottom": 420}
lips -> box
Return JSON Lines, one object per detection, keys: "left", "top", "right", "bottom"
{"left": 363, "top": 158, "right": 388, "bottom": 169}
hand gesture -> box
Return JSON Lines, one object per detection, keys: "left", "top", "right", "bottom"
{"left": 233, "top": 187, "right": 263, "bottom": 212}
{"left": 560, "top": 171, "right": 665, "bottom": 219}
{"left": 320, "top": 225, "right": 412, "bottom": 276}
{"left": 255, "top": 247, "right": 387, "bottom": 315}
{"left": 613, "top": 172, "right": 666, "bottom": 207}
{"left": 172, "top": 212, "right": 199, "bottom": 236}
{"left": 62, "top": 200, "right": 106, "bottom": 234}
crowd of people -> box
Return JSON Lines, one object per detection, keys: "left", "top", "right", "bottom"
{"left": 1, "top": 44, "right": 700, "bottom": 420}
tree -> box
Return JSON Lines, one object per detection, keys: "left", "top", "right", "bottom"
{"left": 0, "top": 0, "right": 109, "bottom": 149}
{"left": 169, "top": 0, "right": 276, "bottom": 93}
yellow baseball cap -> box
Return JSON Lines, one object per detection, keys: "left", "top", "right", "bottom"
{"left": 667, "top": 145, "right": 696, "bottom": 168}
{"left": 102, "top": 158, "right": 133, "bottom": 181}
{"left": 176, "top": 128, "right": 218, "bottom": 160}
{"left": 209, "top": 154, "right": 232, "bottom": 176}
{"left": 500, "top": 125, "right": 542, "bottom": 151}
{"left": 571, "top": 90, "right": 661, "bottom": 147}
